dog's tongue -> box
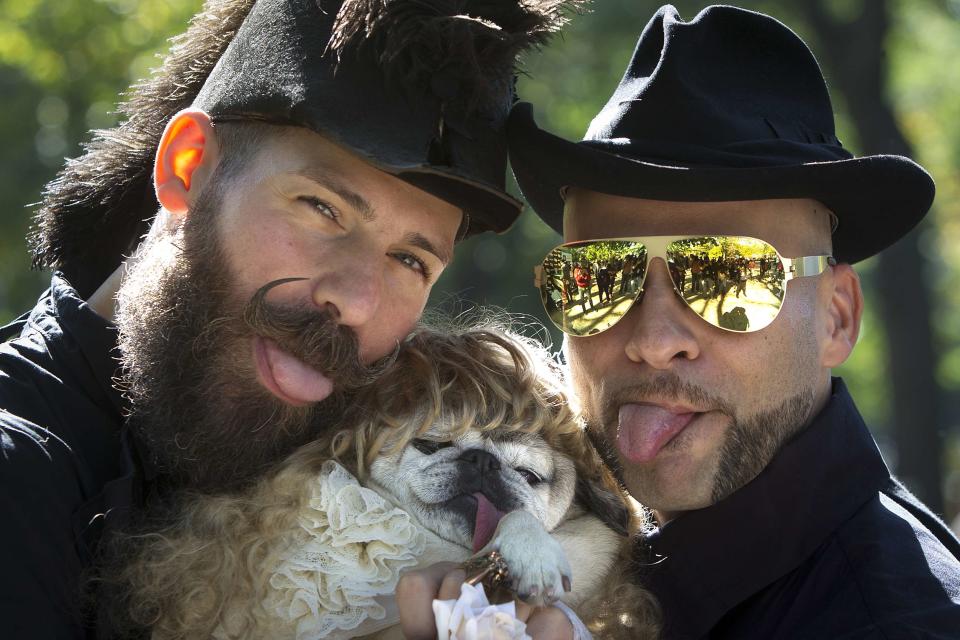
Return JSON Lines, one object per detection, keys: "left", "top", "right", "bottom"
{"left": 261, "top": 338, "right": 334, "bottom": 405}
{"left": 472, "top": 492, "right": 505, "bottom": 553}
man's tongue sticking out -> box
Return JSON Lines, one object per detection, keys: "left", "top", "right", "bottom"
{"left": 617, "top": 403, "right": 697, "bottom": 463}
{"left": 256, "top": 336, "right": 334, "bottom": 405}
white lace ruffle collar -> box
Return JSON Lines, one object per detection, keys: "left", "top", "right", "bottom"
{"left": 217, "top": 461, "right": 425, "bottom": 639}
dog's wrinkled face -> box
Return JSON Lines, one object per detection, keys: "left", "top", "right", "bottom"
{"left": 368, "top": 429, "right": 577, "bottom": 552}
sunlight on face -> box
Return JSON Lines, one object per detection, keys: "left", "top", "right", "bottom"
{"left": 561, "top": 192, "right": 834, "bottom": 515}
{"left": 214, "top": 128, "right": 463, "bottom": 363}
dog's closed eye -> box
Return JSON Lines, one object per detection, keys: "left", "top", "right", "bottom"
{"left": 411, "top": 438, "right": 453, "bottom": 455}
{"left": 516, "top": 468, "right": 543, "bottom": 485}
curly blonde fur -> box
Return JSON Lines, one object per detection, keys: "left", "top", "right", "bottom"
{"left": 109, "top": 323, "right": 660, "bottom": 639}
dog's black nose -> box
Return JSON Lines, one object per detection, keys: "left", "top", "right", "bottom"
{"left": 459, "top": 448, "right": 501, "bottom": 473}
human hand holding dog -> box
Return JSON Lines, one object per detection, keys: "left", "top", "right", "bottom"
{"left": 396, "top": 562, "right": 574, "bottom": 639}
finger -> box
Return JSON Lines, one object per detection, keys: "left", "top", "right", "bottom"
{"left": 526, "top": 606, "right": 574, "bottom": 640}
{"left": 514, "top": 599, "right": 534, "bottom": 623}
{"left": 396, "top": 563, "right": 461, "bottom": 640}
{"left": 438, "top": 567, "right": 466, "bottom": 600}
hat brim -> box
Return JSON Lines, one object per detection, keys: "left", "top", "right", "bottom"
{"left": 508, "top": 103, "right": 935, "bottom": 264}
{"left": 396, "top": 169, "right": 523, "bottom": 236}
{"left": 211, "top": 114, "right": 523, "bottom": 237}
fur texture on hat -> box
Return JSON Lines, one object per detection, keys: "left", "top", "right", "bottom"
{"left": 328, "top": 1, "right": 580, "bottom": 111}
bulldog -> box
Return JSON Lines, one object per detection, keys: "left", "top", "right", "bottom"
{"left": 368, "top": 429, "right": 627, "bottom": 610}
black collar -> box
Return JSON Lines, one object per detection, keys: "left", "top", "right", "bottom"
{"left": 640, "top": 378, "right": 890, "bottom": 638}
{"left": 48, "top": 273, "right": 166, "bottom": 481}
{"left": 48, "top": 272, "right": 128, "bottom": 419}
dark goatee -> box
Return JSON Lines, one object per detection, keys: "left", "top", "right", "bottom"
{"left": 589, "top": 372, "right": 814, "bottom": 507}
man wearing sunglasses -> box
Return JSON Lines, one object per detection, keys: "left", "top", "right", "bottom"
{"left": 511, "top": 5, "right": 960, "bottom": 638}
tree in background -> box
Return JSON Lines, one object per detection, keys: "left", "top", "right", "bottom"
{"left": 0, "top": 0, "right": 198, "bottom": 314}
{"left": 797, "top": 0, "right": 945, "bottom": 531}
{"left": 2, "top": 0, "right": 959, "bottom": 523}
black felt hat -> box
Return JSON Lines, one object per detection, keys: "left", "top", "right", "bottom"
{"left": 508, "top": 4, "right": 935, "bottom": 264}
{"left": 194, "top": 0, "right": 560, "bottom": 234}
{"left": 32, "top": 0, "right": 579, "bottom": 297}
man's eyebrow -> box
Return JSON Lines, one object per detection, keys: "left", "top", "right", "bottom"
{"left": 293, "top": 168, "right": 375, "bottom": 222}
{"left": 406, "top": 232, "right": 452, "bottom": 266}
{"left": 291, "top": 169, "right": 450, "bottom": 264}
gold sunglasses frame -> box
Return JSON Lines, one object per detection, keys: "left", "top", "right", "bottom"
{"left": 534, "top": 235, "right": 836, "bottom": 336}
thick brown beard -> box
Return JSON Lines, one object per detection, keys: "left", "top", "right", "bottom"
{"left": 115, "top": 180, "right": 392, "bottom": 493}
{"left": 587, "top": 372, "right": 815, "bottom": 509}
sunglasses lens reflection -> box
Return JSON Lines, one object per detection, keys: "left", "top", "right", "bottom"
{"left": 540, "top": 241, "right": 646, "bottom": 336}
{"left": 667, "top": 237, "right": 784, "bottom": 332}
{"left": 540, "top": 237, "right": 787, "bottom": 336}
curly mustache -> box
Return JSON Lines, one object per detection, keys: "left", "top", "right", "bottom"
{"left": 242, "top": 277, "right": 399, "bottom": 390}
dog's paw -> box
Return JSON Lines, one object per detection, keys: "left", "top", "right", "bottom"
{"left": 483, "top": 510, "right": 572, "bottom": 607}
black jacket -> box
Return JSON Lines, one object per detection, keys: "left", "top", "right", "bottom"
{"left": 0, "top": 275, "right": 139, "bottom": 639}
{"left": 640, "top": 378, "right": 960, "bottom": 639}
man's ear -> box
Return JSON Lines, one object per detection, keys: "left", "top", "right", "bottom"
{"left": 154, "top": 109, "right": 220, "bottom": 218}
{"left": 820, "top": 263, "right": 864, "bottom": 368}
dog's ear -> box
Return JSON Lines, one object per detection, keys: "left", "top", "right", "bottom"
{"left": 575, "top": 476, "right": 630, "bottom": 537}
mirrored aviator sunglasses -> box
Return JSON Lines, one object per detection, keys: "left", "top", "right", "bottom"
{"left": 535, "top": 236, "right": 835, "bottom": 337}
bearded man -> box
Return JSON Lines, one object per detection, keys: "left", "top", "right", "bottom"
{"left": 508, "top": 5, "right": 960, "bottom": 638}
{"left": 0, "top": 0, "right": 577, "bottom": 637}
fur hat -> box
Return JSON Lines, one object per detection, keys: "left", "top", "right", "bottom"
{"left": 31, "top": 0, "right": 581, "bottom": 297}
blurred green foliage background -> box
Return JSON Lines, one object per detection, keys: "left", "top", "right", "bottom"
{"left": 2, "top": 0, "right": 959, "bottom": 527}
